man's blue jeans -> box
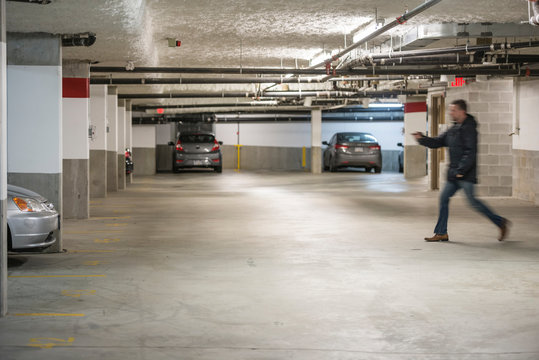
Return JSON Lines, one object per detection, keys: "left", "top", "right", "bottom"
{"left": 434, "top": 180, "right": 503, "bottom": 235}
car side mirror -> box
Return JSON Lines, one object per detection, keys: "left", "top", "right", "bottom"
{"left": 397, "top": 142, "right": 403, "bottom": 147}
{"left": 168, "top": 141, "right": 174, "bottom": 146}
{"left": 219, "top": 141, "right": 223, "bottom": 145}
{"left": 322, "top": 141, "right": 329, "bottom": 145}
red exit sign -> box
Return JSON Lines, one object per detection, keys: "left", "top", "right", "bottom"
{"left": 451, "top": 77, "right": 466, "bottom": 87}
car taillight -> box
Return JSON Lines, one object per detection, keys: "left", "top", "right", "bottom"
{"left": 335, "top": 144, "right": 348, "bottom": 150}
{"left": 175, "top": 141, "right": 184, "bottom": 152}
{"left": 369, "top": 145, "right": 381, "bottom": 151}
{"left": 211, "top": 140, "right": 220, "bottom": 152}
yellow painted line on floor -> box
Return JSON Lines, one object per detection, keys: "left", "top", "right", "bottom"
{"left": 14, "top": 313, "right": 85, "bottom": 317}
{"left": 82, "top": 260, "right": 105, "bottom": 266}
{"left": 64, "top": 230, "right": 125, "bottom": 234}
{"left": 106, "top": 223, "right": 128, "bottom": 227}
{"left": 69, "top": 250, "right": 116, "bottom": 253}
{"left": 61, "top": 290, "right": 96, "bottom": 298}
{"left": 89, "top": 216, "right": 132, "bottom": 220}
{"left": 28, "top": 337, "right": 75, "bottom": 349}
{"left": 9, "top": 275, "right": 106, "bottom": 278}
{"left": 94, "top": 238, "right": 120, "bottom": 244}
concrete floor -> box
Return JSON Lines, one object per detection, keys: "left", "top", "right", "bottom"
{"left": 1, "top": 170, "right": 539, "bottom": 360}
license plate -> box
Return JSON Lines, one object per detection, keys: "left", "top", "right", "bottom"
{"left": 354, "top": 147, "right": 364, "bottom": 152}
{"left": 193, "top": 160, "right": 204, "bottom": 165}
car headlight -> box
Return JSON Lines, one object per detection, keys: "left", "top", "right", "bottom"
{"left": 13, "top": 197, "right": 45, "bottom": 212}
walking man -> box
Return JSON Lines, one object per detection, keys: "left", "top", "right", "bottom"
{"left": 413, "top": 99, "right": 510, "bottom": 242}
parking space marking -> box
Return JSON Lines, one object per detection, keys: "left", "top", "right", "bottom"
{"left": 89, "top": 216, "right": 131, "bottom": 220}
{"left": 106, "top": 223, "right": 128, "bottom": 227}
{"left": 9, "top": 275, "right": 106, "bottom": 278}
{"left": 94, "top": 238, "right": 120, "bottom": 244}
{"left": 15, "top": 313, "right": 85, "bottom": 317}
{"left": 61, "top": 290, "right": 96, "bottom": 298}
{"left": 64, "top": 230, "right": 124, "bottom": 234}
{"left": 82, "top": 260, "right": 105, "bottom": 265}
{"left": 69, "top": 249, "right": 116, "bottom": 253}
{"left": 28, "top": 337, "right": 75, "bottom": 349}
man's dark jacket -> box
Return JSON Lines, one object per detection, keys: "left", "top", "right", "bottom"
{"left": 418, "top": 114, "right": 478, "bottom": 183}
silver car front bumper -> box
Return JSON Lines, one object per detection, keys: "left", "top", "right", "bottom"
{"left": 8, "top": 212, "right": 59, "bottom": 250}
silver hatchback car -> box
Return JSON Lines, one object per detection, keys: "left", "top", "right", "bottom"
{"left": 323, "top": 132, "right": 382, "bottom": 173}
{"left": 7, "top": 184, "right": 59, "bottom": 251}
{"left": 169, "top": 132, "right": 223, "bottom": 173}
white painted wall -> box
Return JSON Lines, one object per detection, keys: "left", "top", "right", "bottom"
{"left": 117, "top": 104, "right": 125, "bottom": 155}
{"left": 513, "top": 79, "right": 539, "bottom": 151}
{"left": 106, "top": 92, "right": 117, "bottom": 153}
{"left": 89, "top": 85, "right": 107, "bottom": 151}
{"left": 63, "top": 97, "right": 89, "bottom": 159}
{"left": 404, "top": 112, "right": 427, "bottom": 146}
{"left": 133, "top": 125, "right": 156, "bottom": 148}
{"left": 156, "top": 123, "right": 174, "bottom": 145}
{"left": 215, "top": 121, "right": 403, "bottom": 150}
{"left": 7, "top": 65, "right": 62, "bottom": 173}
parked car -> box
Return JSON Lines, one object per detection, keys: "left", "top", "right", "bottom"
{"left": 168, "top": 132, "right": 223, "bottom": 173}
{"left": 323, "top": 132, "right": 382, "bottom": 173}
{"left": 397, "top": 142, "right": 404, "bottom": 173}
{"left": 7, "top": 184, "right": 59, "bottom": 251}
{"left": 125, "top": 148, "right": 134, "bottom": 175}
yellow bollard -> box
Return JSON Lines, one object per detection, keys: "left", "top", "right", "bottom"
{"left": 302, "top": 146, "right": 306, "bottom": 169}
{"left": 234, "top": 144, "right": 243, "bottom": 172}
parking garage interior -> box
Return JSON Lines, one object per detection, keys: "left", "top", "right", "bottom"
{"left": 1, "top": 1, "right": 539, "bottom": 359}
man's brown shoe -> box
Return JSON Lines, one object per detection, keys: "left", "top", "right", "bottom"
{"left": 498, "top": 218, "right": 511, "bottom": 241}
{"left": 424, "top": 234, "right": 449, "bottom": 242}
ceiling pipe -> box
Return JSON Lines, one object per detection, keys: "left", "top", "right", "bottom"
{"left": 371, "top": 54, "right": 539, "bottom": 66}
{"left": 119, "top": 89, "right": 427, "bottom": 100}
{"left": 350, "top": 40, "right": 539, "bottom": 66}
{"left": 62, "top": 32, "right": 96, "bottom": 47}
{"left": 90, "top": 76, "right": 325, "bottom": 85}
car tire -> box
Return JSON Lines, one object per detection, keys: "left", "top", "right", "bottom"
{"left": 329, "top": 159, "right": 337, "bottom": 172}
{"left": 214, "top": 166, "right": 222, "bottom": 173}
{"left": 374, "top": 166, "right": 382, "bottom": 174}
{"left": 7, "top": 226, "right": 12, "bottom": 251}
{"left": 172, "top": 166, "right": 180, "bottom": 173}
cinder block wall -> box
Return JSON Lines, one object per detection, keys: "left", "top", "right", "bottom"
{"left": 445, "top": 79, "right": 514, "bottom": 197}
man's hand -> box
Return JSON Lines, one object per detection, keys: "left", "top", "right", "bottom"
{"left": 412, "top": 132, "right": 424, "bottom": 140}
{"left": 456, "top": 174, "right": 464, "bottom": 178}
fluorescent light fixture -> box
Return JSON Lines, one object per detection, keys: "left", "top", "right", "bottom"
{"left": 368, "top": 103, "right": 403, "bottom": 108}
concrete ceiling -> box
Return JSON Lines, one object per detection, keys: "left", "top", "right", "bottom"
{"left": 5, "top": 0, "right": 539, "bottom": 110}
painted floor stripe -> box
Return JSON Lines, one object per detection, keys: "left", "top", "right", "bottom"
{"left": 69, "top": 250, "right": 116, "bottom": 253}
{"left": 9, "top": 275, "right": 106, "bottom": 278}
{"left": 89, "top": 216, "right": 131, "bottom": 220}
{"left": 64, "top": 230, "right": 125, "bottom": 234}
{"left": 14, "top": 313, "right": 85, "bottom": 317}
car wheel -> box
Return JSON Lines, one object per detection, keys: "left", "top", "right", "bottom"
{"left": 374, "top": 166, "right": 382, "bottom": 174}
{"left": 7, "top": 226, "right": 12, "bottom": 251}
{"left": 214, "top": 166, "right": 222, "bottom": 173}
{"left": 172, "top": 166, "right": 180, "bottom": 173}
{"left": 399, "top": 164, "right": 403, "bottom": 173}
{"left": 329, "top": 159, "right": 337, "bottom": 172}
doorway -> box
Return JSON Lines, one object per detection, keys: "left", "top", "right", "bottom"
{"left": 429, "top": 95, "right": 445, "bottom": 190}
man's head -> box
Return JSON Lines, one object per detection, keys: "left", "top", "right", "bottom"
{"left": 449, "top": 99, "right": 468, "bottom": 124}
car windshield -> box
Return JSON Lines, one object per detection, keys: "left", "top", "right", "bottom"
{"left": 179, "top": 134, "right": 215, "bottom": 143}
{"left": 337, "top": 133, "right": 377, "bottom": 143}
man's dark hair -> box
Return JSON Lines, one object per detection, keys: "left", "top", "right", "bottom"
{"left": 451, "top": 99, "right": 467, "bottom": 112}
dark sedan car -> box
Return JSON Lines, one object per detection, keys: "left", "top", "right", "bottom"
{"left": 323, "top": 132, "right": 382, "bottom": 173}
{"left": 169, "top": 132, "right": 223, "bottom": 173}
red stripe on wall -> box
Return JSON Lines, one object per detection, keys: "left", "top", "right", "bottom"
{"left": 63, "top": 78, "right": 89, "bottom": 98}
{"left": 404, "top": 102, "right": 427, "bottom": 113}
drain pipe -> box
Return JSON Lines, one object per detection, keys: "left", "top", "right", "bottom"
{"left": 62, "top": 32, "right": 96, "bottom": 47}
{"left": 530, "top": 0, "right": 539, "bottom": 25}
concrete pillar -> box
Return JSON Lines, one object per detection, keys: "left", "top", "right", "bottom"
{"left": 132, "top": 125, "right": 156, "bottom": 175}
{"left": 106, "top": 86, "right": 118, "bottom": 192}
{"left": 311, "top": 108, "right": 322, "bottom": 174}
{"left": 156, "top": 123, "right": 175, "bottom": 172}
{"left": 0, "top": 0, "right": 7, "bottom": 317}
{"left": 117, "top": 100, "right": 126, "bottom": 190}
{"left": 62, "top": 60, "right": 90, "bottom": 219}
{"left": 125, "top": 100, "right": 133, "bottom": 184}
{"left": 403, "top": 97, "right": 428, "bottom": 178}
{"left": 7, "top": 32, "right": 62, "bottom": 253}
{"left": 89, "top": 85, "right": 107, "bottom": 197}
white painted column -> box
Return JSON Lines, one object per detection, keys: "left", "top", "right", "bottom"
{"left": 117, "top": 100, "right": 126, "bottom": 189}
{"left": 89, "top": 85, "right": 107, "bottom": 197}
{"left": 311, "top": 108, "right": 322, "bottom": 174}
{"left": 106, "top": 86, "right": 118, "bottom": 192}
{"left": 7, "top": 32, "right": 62, "bottom": 253}
{"left": 132, "top": 125, "right": 156, "bottom": 175}
{"left": 0, "top": 0, "right": 7, "bottom": 317}
{"left": 404, "top": 97, "right": 428, "bottom": 178}
{"left": 62, "top": 60, "right": 90, "bottom": 219}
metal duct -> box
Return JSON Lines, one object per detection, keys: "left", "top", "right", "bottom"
{"left": 7, "top": 0, "right": 51, "bottom": 4}
{"left": 531, "top": 0, "right": 539, "bottom": 25}
{"left": 62, "top": 32, "right": 96, "bottom": 47}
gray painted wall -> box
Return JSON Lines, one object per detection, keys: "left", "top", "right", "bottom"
{"left": 132, "top": 148, "right": 156, "bottom": 175}
{"left": 117, "top": 154, "right": 125, "bottom": 190}
{"left": 156, "top": 144, "right": 173, "bottom": 172}
{"left": 62, "top": 159, "right": 89, "bottom": 219}
{"left": 107, "top": 151, "right": 118, "bottom": 192}
{"left": 90, "top": 149, "right": 106, "bottom": 198}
